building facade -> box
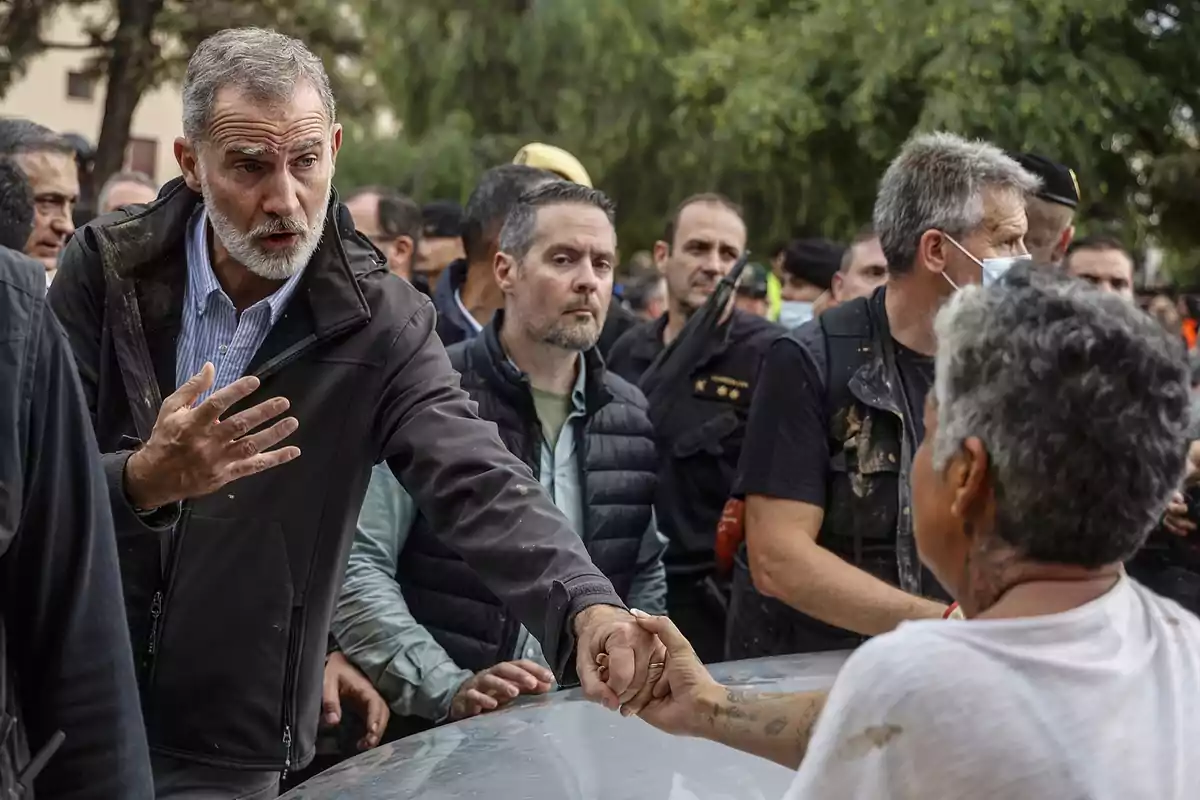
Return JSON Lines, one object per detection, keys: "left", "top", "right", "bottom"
{"left": 1, "top": 4, "right": 183, "bottom": 186}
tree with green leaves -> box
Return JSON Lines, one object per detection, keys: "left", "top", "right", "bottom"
{"left": 0, "top": 0, "right": 366, "bottom": 201}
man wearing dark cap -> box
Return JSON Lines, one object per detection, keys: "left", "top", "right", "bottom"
{"left": 1010, "top": 152, "right": 1079, "bottom": 265}
{"left": 778, "top": 239, "right": 843, "bottom": 328}
{"left": 415, "top": 200, "right": 465, "bottom": 291}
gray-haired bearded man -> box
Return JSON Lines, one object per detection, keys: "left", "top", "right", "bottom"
{"left": 47, "top": 26, "right": 660, "bottom": 799}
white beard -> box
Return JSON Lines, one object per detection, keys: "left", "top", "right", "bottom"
{"left": 200, "top": 175, "right": 332, "bottom": 281}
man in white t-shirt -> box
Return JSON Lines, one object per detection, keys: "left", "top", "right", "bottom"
{"left": 628, "top": 264, "right": 1200, "bottom": 799}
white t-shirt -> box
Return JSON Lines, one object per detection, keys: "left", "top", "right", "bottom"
{"left": 785, "top": 578, "right": 1200, "bottom": 799}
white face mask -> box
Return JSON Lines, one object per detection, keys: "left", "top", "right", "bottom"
{"left": 778, "top": 300, "right": 815, "bottom": 328}
{"left": 941, "top": 234, "right": 1031, "bottom": 290}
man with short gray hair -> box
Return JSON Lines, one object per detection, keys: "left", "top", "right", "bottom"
{"left": 335, "top": 181, "right": 666, "bottom": 727}
{"left": 0, "top": 118, "right": 78, "bottom": 283}
{"left": 97, "top": 170, "right": 158, "bottom": 215}
{"left": 48, "top": 27, "right": 660, "bottom": 798}
{"left": 729, "top": 132, "right": 1040, "bottom": 658}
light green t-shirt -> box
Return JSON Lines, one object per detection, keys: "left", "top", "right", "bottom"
{"left": 530, "top": 385, "right": 573, "bottom": 447}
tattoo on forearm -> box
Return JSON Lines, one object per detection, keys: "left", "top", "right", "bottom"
{"left": 764, "top": 717, "right": 788, "bottom": 736}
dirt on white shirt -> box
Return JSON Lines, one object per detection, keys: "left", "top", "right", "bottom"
{"left": 785, "top": 577, "right": 1200, "bottom": 799}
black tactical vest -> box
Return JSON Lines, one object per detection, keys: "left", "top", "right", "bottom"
{"left": 728, "top": 289, "right": 946, "bottom": 658}
{"left": 395, "top": 318, "right": 658, "bottom": 673}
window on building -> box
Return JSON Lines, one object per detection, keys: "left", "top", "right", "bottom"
{"left": 124, "top": 137, "right": 158, "bottom": 181}
{"left": 65, "top": 71, "right": 95, "bottom": 101}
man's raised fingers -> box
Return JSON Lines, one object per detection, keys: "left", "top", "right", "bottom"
{"left": 217, "top": 397, "right": 292, "bottom": 441}
{"left": 163, "top": 363, "right": 216, "bottom": 414}
{"left": 227, "top": 417, "right": 299, "bottom": 461}
{"left": 225, "top": 446, "right": 302, "bottom": 483}
{"left": 193, "top": 375, "right": 262, "bottom": 425}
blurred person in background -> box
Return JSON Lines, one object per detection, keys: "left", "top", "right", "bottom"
{"left": 728, "top": 133, "right": 1037, "bottom": 659}
{"left": 734, "top": 262, "right": 771, "bottom": 318}
{"left": 47, "top": 28, "right": 659, "bottom": 798}
{"left": 777, "top": 239, "right": 842, "bottom": 328}
{"left": 434, "top": 165, "right": 554, "bottom": 346}
{"left": 622, "top": 270, "right": 667, "bottom": 322}
{"left": 1062, "top": 234, "right": 1134, "bottom": 299}
{"left": 830, "top": 227, "right": 888, "bottom": 306}
{"left": 1, "top": 246, "right": 153, "bottom": 798}
{"left": 1011, "top": 152, "right": 1078, "bottom": 265}
{"left": 0, "top": 119, "right": 78, "bottom": 286}
{"left": 1149, "top": 292, "right": 1183, "bottom": 339}
{"left": 343, "top": 186, "right": 424, "bottom": 289}
{"left": 607, "top": 193, "right": 782, "bottom": 664}
{"left": 97, "top": 171, "right": 158, "bottom": 215}
{"left": 334, "top": 182, "right": 666, "bottom": 732}
{"left": 635, "top": 268, "right": 1200, "bottom": 800}
{"left": 414, "top": 200, "right": 463, "bottom": 288}
{"left": 0, "top": 158, "right": 34, "bottom": 250}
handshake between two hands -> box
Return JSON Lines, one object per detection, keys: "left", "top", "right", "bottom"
{"left": 573, "top": 605, "right": 720, "bottom": 738}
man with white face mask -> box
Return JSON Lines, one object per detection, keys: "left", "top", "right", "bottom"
{"left": 727, "top": 132, "right": 1039, "bottom": 659}
{"left": 47, "top": 27, "right": 662, "bottom": 799}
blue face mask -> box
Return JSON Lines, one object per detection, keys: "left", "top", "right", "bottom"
{"left": 942, "top": 234, "right": 1032, "bottom": 290}
{"left": 778, "top": 300, "right": 815, "bottom": 328}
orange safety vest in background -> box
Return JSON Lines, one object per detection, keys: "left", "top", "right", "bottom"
{"left": 1183, "top": 318, "right": 1197, "bottom": 350}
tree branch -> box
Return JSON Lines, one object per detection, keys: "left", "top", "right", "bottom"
{"left": 35, "top": 38, "right": 110, "bottom": 50}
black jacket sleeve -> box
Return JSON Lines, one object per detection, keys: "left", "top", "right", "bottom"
{"left": 48, "top": 233, "right": 179, "bottom": 534}
{"left": 375, "top": 301, "right": 625, "bottom": 682}
{"left": 5, "top": 272, "right": 153, "bottom": 799}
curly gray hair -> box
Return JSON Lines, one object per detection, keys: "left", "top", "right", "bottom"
{"left": 932, "top": 267, "right": 1190, "bottom": 566}
{"left": 873, "top": 132, "right": 1040, "bottom": 274}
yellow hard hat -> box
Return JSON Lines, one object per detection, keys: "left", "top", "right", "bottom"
{"left": 513, "top": 142, "right": 593, "bottom": 187}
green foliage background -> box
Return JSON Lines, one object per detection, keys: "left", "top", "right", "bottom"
{"left": 5, "top": 0, "right": 1200, "bottom": 278}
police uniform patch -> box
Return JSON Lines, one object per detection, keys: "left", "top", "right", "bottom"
{"left": 693, "top": 374, "right": 751, "bottom": 406}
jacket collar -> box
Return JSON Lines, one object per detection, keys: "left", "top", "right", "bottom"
{"left": 472, "top": 310, "right": 613, "bottom": 416}
{"left": 94, "top": 176, "right": 373, "bottom": 340}
{"left": 433, "top": 257, "right": 472, "bottom": 336}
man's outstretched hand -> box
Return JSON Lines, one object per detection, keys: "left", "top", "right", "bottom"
{"left": 124, "top": 362, "right": 301, "bottom": 510}
{"left": 574, "top": 605, "right": 665, "bottom": 713}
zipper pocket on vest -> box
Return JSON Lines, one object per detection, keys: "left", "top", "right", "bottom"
{"left": 279, "top": 605, "right": 303, "bottom": 781}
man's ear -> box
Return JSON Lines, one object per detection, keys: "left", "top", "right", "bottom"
{"left": 175, "top": 137, "right": 202, "bottom": 192}
{"left": 652, "top": 240, "right": 670, "bottom": 272}
{"left": 330, "top": 123, "right": 343, "bottom": 164}
{"left": 1054, "top": 224, "right": 1076, "bottom": 263}
{"left": 389, "top": 236, "right": 414, "bottom": 278}
{"left": 494, "top": 251, "right": 518, "bottom": 293}
{"left": 831, "top": 271, "right": 845, "bottom": 302}
{"left": 950, "top": 437, "right": 991, "bottom": 522}
{"left": 917, "top": 229, "right": 951, "bottom": 275}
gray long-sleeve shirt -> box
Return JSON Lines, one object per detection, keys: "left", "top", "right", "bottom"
{"left": 333, "top": 363, "right": 667, "bottom": 721}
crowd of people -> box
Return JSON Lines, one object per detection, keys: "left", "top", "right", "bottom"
{"left": 2, "top": 24, "right": 1200, "bottom": 800}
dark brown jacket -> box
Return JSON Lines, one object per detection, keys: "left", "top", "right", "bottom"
{"left": 46, "top": 179, "right": 623, "bottom": 772}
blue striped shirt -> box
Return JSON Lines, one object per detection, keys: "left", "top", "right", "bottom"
{"left": 175, "top": 206, "right": 306, "bottom": 398}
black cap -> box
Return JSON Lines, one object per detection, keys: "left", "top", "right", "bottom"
{"left": 422, "top": 200, "right": 463, "bottom": 239}
{"left": 1010, "top": 152, "right": 1080, "bottom": 209}
{"left": 736, "top": 263, "right": 770, "bottom": 299}
{"left": 782, "top": 239, "right": 844, "bottom": 291}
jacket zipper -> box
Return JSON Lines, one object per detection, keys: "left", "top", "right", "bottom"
{"left": 280, "top": 606, "right": 302, "bottom": 781}
{"left": 145, "top": 506, "right": 190, "bottom": 693}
